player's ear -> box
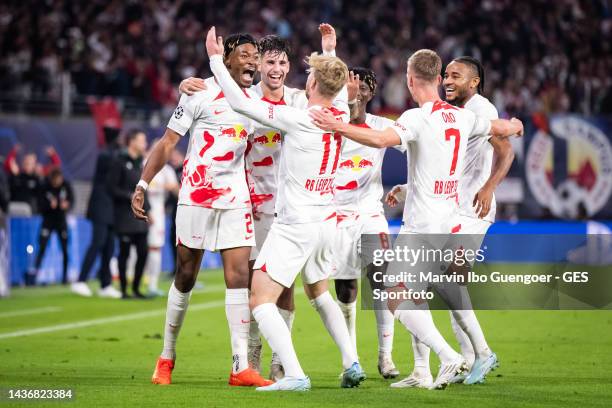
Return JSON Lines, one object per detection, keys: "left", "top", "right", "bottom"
{"left": 471, "top": 76, "right": 480, "bottom": 91}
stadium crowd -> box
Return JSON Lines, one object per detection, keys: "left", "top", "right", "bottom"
{"left": 0, "top": 0, "right": 610, "bottom": 117}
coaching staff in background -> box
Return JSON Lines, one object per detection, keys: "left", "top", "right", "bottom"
{"left": 109, "top": 129, "right": 150, "bottom": 299}
{"left": 72, "top": 127, "right": 122, "bottom": 298}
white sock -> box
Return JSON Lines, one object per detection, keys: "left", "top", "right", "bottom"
{"left": 451, "top": 309, "right": 491, "bottom": 362}
{"left": 411, "top": 335, "right": 432, "bottom": 378}
{"left": 161, "top": 283, "right": 192, "bottom": 360}
{"left": 337, "top": 300, "right": 357, "bottom": 355}
{"left": 394, "top": 303, "right": 460, "bottom": 364}
{"left": 253, "top": 303, "right": 305, "bottom": 378}
{"left": 374, "top": 307, "right": 395, "bottom": 354}
{"left": 225, "top": 288, "right": 250, "bottom": 374}
{"left": 311, "top": 292, "right": 358, "bottom": 369}
{"left": 271, "top": 308, "right": 295, "bottom": 365}
{"left": 146, "top": 250, "right": 162, "bottom": 292}
{"left": 449, "top": 310, "right": 475, "bottom": 367}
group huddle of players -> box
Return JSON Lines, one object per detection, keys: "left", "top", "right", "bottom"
{"left": 130, "top": 23, "right": 523, "bottom": 392}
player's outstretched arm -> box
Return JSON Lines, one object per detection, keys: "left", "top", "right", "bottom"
{"left": 131, "top": 129, "right": 180, "bottom": 222}
{"left": 473, "top": 137, "right": 515, "bottom": 218}
{"left": 490, "top": 117, "right": 524, "bottom": 138}
{"left": 178, "top": 77, "right": 207, "bottom": 95}
{"left": 310, "top": 108, "right": 401, "bottom": 148}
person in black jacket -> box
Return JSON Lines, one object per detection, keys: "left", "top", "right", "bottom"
{"left": 32, "top": 167, "right": 74, "bottom": 284}
{"left": 108, "top": 129, "right": 149, "bottom": 298}
{"left": 9, "top": 152, "right": 41, "bottom": 214}
{"left": 72, "top": 127, "right": 122, "bottom": 298}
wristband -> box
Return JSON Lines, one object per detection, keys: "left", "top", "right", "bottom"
{"left": 137, "top": 180, "right": 149, "bottom": 191}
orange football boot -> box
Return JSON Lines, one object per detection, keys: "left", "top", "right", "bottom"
{"left": 229, "top": 368, "right": 274, "bottom": 387}
{"left": 152, "top": 357, "right": 175, "bottom": 385}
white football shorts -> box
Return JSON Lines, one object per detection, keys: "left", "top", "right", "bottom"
{"left": 250, "top": 213, "right": 274, "bottom": 261}
{"left": 254, "top": 218, "right": 336, "bottom": 288}
{"left": 175, "top": 205, "right": 255, "bottom": 251}
{"left": 332, "top": 212, "right": 390, "bottom": 280}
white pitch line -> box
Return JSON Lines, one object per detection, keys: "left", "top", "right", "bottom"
{"left": 0, "top": 300, "right": 224, "bottom": 340}
{"left": 0, "top": 306, "right": 63, "bottom": 318}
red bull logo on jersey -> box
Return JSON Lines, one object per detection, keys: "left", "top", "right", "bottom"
{"left": 338, "top": 155, "right": 374, "bottom": 172}
{"left": 252, "top": 131, "right": 282, "bottom": 147}
{"left": 220, "top": 125, "right": 248, "bottom": 143}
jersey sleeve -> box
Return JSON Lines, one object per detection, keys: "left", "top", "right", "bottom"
{"left": 210, "top": 55, "right": 308, "bottom": 133}
{"left": 469, "top": 112, "right": 493, "bottom": 139}
{"left": 331, "top": 85, "right": 349, "bottom": 123}
{"left": 167, "top": 93, "right": 201, "bottom": 136}
{"left": 390, "top": 109, "right": 420, "bottom": 150}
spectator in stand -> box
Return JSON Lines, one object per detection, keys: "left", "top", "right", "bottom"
{"left": 4, "top": 145, "right": 62, "bottom": 214}
{"left": 72, "top": 127, "right": 123, "bottom": 298}
{"left": 0, "top": 1, "right": 608, "bottom": 117}
{"left": 30, "top": 167, "right": 73, "bottom": 285}
{"left": 108, "top": 129, "right": 149, "bottom": 299}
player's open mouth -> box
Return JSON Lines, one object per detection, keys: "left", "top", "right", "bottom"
{"left": 242, "top": 69, "right": 256, "bottom": 82}
{"left": 445, "top": 86, "right": 456, "bottom": 96}
{"left": 268, "top": 73, "right": 282, "bottom": 81}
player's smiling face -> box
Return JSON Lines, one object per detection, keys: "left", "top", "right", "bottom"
{"left": 260, "top": 51, "right": 290, "bottom": 91}
{"left": 443, "top": 61, "right": 474, "bottom": 105}
{"left": 226, "top": 43, "right": 260, "bottom": 88}
{"left": 356, "top": 80, "right": 373, "bottom": 112}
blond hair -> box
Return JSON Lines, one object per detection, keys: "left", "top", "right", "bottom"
{"left": 407, "top": 49, "right": 442, "bottom": 82}
{"left": 305, "top": 52, "right": 348, "bottom": 98}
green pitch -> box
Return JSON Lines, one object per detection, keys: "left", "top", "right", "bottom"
{"left": 1, "top": 269, "right": 611, "bottom": 407}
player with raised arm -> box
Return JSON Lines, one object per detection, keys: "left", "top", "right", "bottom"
{"left": 332, "top": 67, "right": 400, "bottom": 379}
{"left": 177, "top": 25, "right": 339, "bottom": 381}
{"left": 132, "top": 33, "right": 273, "bottom": 387}
{"left": 310, "top": 49, "right": 523, "bottom": 390}
{"left": 206, "top": 25, "right": 365, "bottom": 391}
{"left": 386, "top": 56, "right": 514, "bottom": 386}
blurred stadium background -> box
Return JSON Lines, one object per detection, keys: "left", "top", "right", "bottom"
{"left": 0, "top": 0, "right": 611, "bottom": 291}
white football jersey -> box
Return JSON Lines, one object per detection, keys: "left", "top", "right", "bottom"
{"left": 334, "top": 113, "right": 395, "bottom": 216}
{"left": 391, "top": 100, "right": 491, "bottom": 233}
{"left": 246, "top": 83, "right": 305, "bottom": 215}
{"left": 167, "top": 77, "right": 255, "bottom": 209}
{"left": 210, "top": 55, "right": 349, "bottom": 224}
{"left": 147, "top": 164, "right": 178, "bottom": 211}
{"left": 459, "top": 94, "right": 499, "bottom": 222}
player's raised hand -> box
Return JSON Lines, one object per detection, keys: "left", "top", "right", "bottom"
{"left": 205, "top": 26, "right": 224, "bottom": 58}
{"left": 347, "top": 71, "right": 360, "bottom": 102}
{"left": 179, "top": 77, "right": 207, "bottom": 95}
{"left": 385, "top": 184, "right": 407, "bottom": 207}
{"left": 131, "top": 187, "right": 148, "bottom": 222}
{"left": 473, "top": 185, "right": 494, "bottom": 218}
{"left": 310, "top": 108, "right": 341, "bottom": 131}
{"left": 319, "top": 23, "right": 336, "bottom": 53}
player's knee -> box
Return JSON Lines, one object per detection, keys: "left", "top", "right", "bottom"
{"left": 335, "top": 279, "right": 358, "bottom": 303}
{"left": 224, "top": 263, "right": 250, "bottom": 288}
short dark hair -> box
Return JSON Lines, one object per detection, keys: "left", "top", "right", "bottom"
{"left": 48, "top": 166, "right": 63, "bottom": 181}
{"left": 124, "top": 128, "right": 145, "bottom": 146}
{"left": 223, "top": 33, "right": 258, "bottom": 59}
{"left": 452, "top": 56, "right": 485, "bottom": 94}
{"left": 349, "top": 66, "right": 377, "bottom": 94}
{"left": 258, "top": 35, "right": 292, "bottom": 59}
